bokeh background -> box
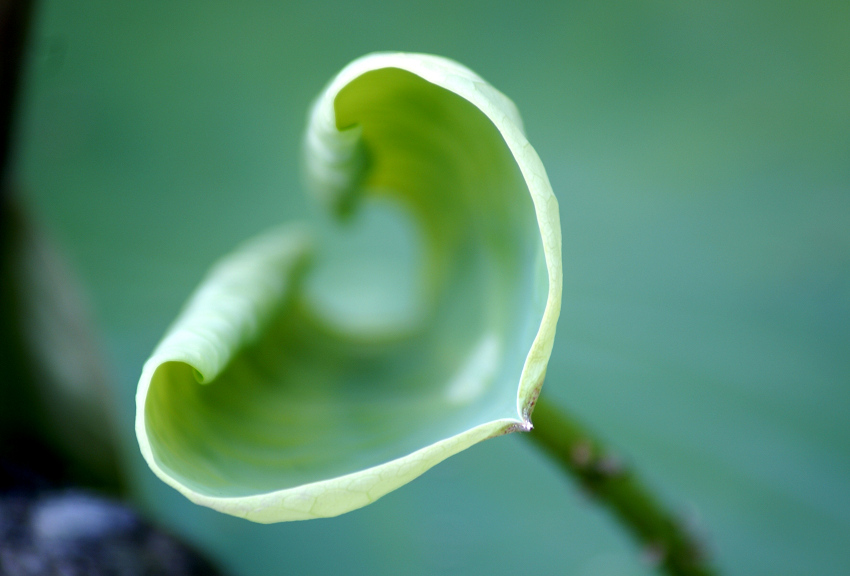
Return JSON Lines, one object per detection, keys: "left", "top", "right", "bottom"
{"left": 10, "top": 1, "right": 849, "bottom": 574}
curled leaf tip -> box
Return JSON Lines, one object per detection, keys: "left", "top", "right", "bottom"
{"left": 136, "top": 52, "right": 562, "bottom": 522}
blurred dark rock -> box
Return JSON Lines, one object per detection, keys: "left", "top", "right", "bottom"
{"left": 0, "top": 487, "right": 225, "bottom": 576}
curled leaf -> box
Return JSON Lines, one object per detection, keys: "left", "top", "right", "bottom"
{"left": 136, "top": 53, "right": 562, "bottom": 522}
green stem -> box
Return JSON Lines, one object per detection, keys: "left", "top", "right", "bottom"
{"left": 526, "top": 395, "right": 717, "bottom": 576}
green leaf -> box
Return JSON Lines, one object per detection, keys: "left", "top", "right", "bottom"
{"left": 135, "top": 53, "right": 562, "bottom": 522}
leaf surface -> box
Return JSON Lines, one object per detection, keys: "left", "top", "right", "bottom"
{"left": 136, "top": 53, "right": 561, "bottom": 522}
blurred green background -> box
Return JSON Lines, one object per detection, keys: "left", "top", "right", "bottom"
{"left": 11, "top": 0, "right": 849, "bottom": 574}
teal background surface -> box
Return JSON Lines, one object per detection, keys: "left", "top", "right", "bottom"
{"left": 12, "top": 1, "right": 849, "bottom": 575}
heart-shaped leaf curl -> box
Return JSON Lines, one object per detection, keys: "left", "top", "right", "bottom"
{"left": 135, "top": 53, "right": 562, "bottom": 522}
